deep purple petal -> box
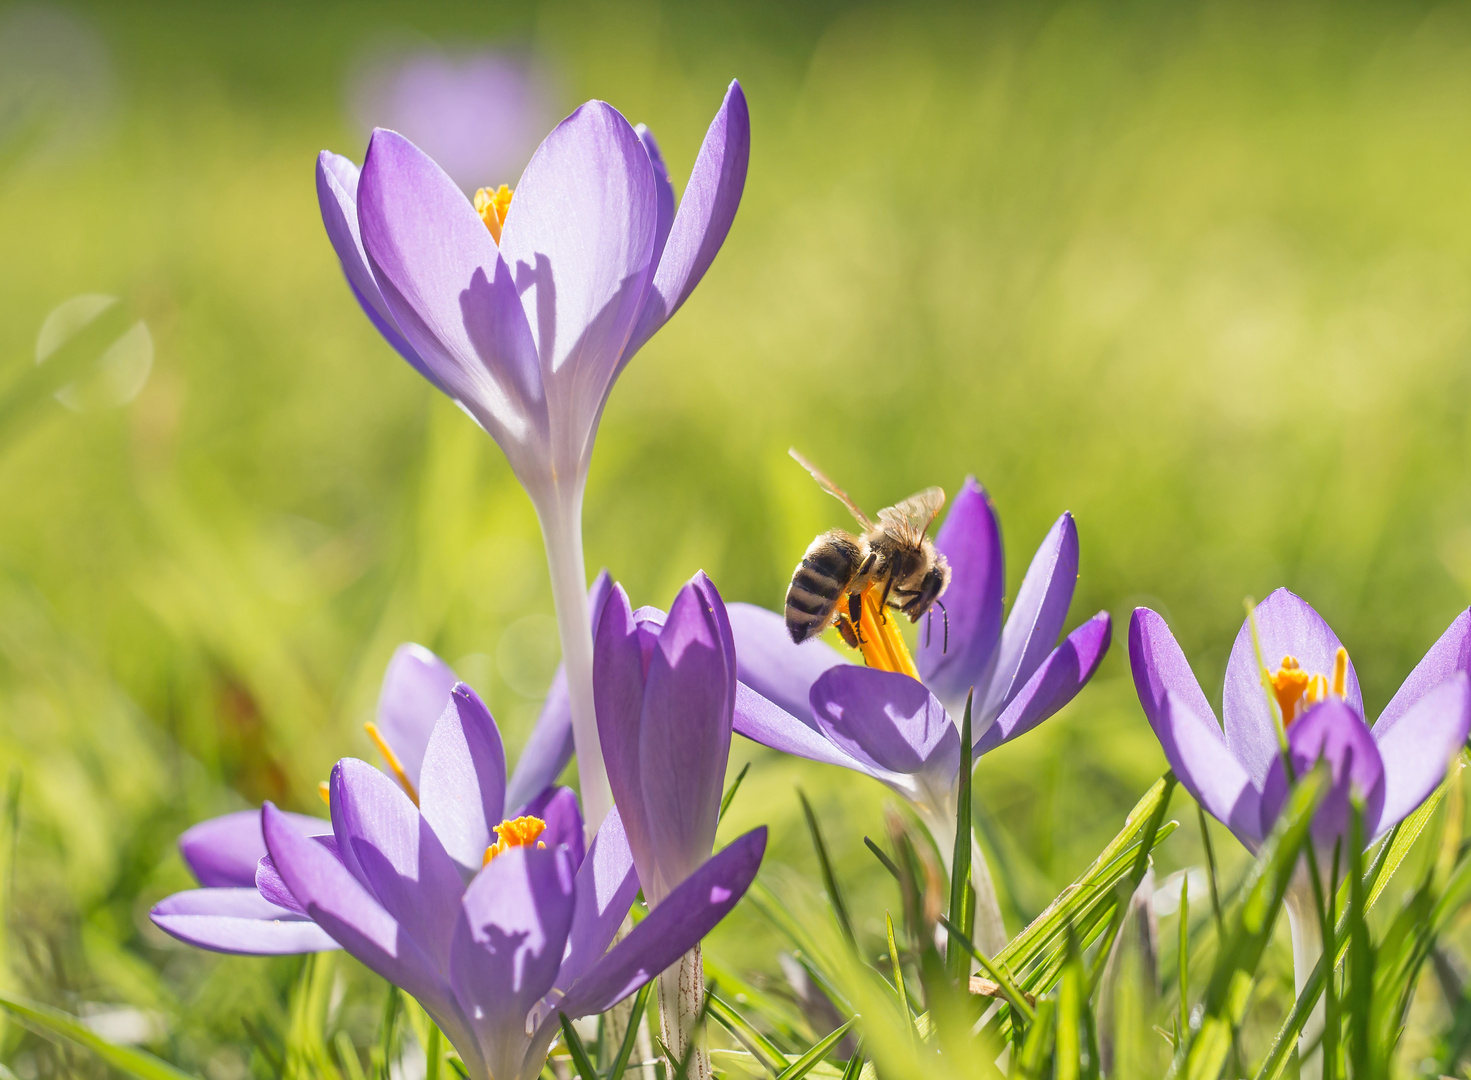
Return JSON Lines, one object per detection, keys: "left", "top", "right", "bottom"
{"left": 974, "top": 612, "right": 1111, "bottom": 755}
{"left": 1224, "top": 589, "right": 1363, "bottom": 790}
{"left": 257, "top": 854, "right": 306, "bottom": 916}
{"left": 558, "top": 826, "right": 766, "bottom": 1019}
{"left": 331, "top": 759, "right": 467, "bottom": 973}
{"left": 1259, "top": 701, "right": 1385, "bottom": 850}
{"left": 1375, "top": 609, "right": 1471, "bottom": 738}
{"left": 732, "top": 683, "right": 882, "bottom": 775}
{"left": 621, "top": 81, "right": 749, "bottom": 363}
{"left": 1374, "top": 674, "right": 1471, "bottom": 836}
{"left": 419, "top": 684, "right": 508, "bottom": 872}
{"left": 520, "top": 786, "right": 586, "bottom": 871}
{"left": 594, "top": 583, "right": 657, "bottom": 889}
{"left": 1128, "top": 608, "right": 1219, "bottom": 735}
{"left": 150, "top": 888, "right": 339, "bottom": 955}
{"left": 918, "top": 478, "right": 1005, "bottom": 711}
{"left": 358, "top": 128, "right": 548, "bottom": 464}
{"left": 982, "top": 513, "right": 1079, "bottom": 719}
{"left": 179, "top": 808, "right": 328, "bottom": 889}
{"left": 377, "top": 643, "right": 459, "bottom": 792}
{"left": 728, "top": 602, "right": 845, "bottom": 724}
{"left": 634, "top": 124, "right": 675, "bottom": 274}
{"left": 555, "top": 806, "right": 639, "bottom": 995}
{"left": 809, "top": 667, "right": 959, "bottom": 785}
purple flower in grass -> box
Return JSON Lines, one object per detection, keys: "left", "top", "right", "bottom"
{"left": 318, "top": 84, "right": 750, "bottom": 837}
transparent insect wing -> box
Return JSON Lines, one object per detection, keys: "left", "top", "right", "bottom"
{"left": 878, "top": 487, "right": 945, "bottom": 545}
{"left": 789, "top": 448, "right": 875, "bottom": 531}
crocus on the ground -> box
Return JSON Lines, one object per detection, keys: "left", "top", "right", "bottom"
{"left": 316, "top": 84, "right": 750, "bottom": 837}
{"left": 729, "top": 477, "right": 1111, "bottom": 951}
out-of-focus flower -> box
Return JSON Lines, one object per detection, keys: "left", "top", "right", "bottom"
{"left": 34, "top": 294, "right": 152, "bottom": 413}
{"left": 317, "top": 83, "right": 750, "bottom": 837}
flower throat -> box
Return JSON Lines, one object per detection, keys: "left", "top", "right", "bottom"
{"left": 1268, "top": 646, "right": 1349, "bottom": 725}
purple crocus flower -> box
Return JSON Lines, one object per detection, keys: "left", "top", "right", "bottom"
{"left": 316, "top": 85, "right": 750, "bottom": 837}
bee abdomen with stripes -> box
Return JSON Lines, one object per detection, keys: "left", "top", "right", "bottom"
{"left": 784, "top": 530, "right": 869, "bottom": 643}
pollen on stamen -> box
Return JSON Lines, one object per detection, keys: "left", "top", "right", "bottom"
{"left": 474, "top": 184, "right": 513, "bottom": 243}
{"left": 483, "top": 815, "right": 548, "bottom": 866}
{"left": 847, "top": 586, "right": 921, "bottom": 679}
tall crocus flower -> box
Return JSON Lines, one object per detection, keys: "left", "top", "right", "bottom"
{"left": 317, "top": 83, "right": 750, "bottom": 837}
{"left": 729, "top": 478, "right": 1111, "bottom": 952}
{"left": 158, "top": 675, "right": 766, "bottom": 1080}
{"left": 593, "top": 572, "right": 735, "bottom": 1080}
{"left": 1129, "top": 587, "right": 1471, "bottom": 1078}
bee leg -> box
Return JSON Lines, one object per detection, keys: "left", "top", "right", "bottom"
{"left": 848, "top": 591, "right": 863, "bottom": 628}
{"left": 835, "top": 614, "right": 862, "bottom": 651}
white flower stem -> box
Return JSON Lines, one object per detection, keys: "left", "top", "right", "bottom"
{"left": 921, "top": 807, "right": 1008, "bottom": 956}
{"left": 537, "top": 483, "right": 612, "bottom": 841}
{"left": 657, "top": 945, "right": 710, "bottom": 1080}
{"left": 1284, "top": 879, "right": 1326, "bottom": 1080}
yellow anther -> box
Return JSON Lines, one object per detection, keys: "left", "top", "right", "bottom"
{"left": 483, "top": 816, "right": 548, "bottom": 866}
{"left": 1268, "top": 647, "right": 1351, "bottom": 726}
{"left": 318, "top": 780, "right": 331, "bottom": 807}
{"left": 364, "top": 722, "right": 419, "bottom": 807}
{"left": 474, "top": 184, "right": 513, "bottom": 243}
{"left": 846, "top": 587, "right": 921, "bottom": 680}
{"left": 1332, "top": 646, "right": 1348, "bottom": 698}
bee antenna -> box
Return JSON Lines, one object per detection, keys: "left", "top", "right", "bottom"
{"left": 935, "top": 599, "right": 950, "bottom": 655}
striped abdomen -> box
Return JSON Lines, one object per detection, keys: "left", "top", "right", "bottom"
{"left": 785, "top": 530, "right": 866, "bottom": 643}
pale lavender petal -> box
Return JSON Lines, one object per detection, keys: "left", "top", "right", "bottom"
{"left": 1259, "top": 701, "right": 1385, "bottom": 849}
{"left": 1129, "top": 608, "right": 1219, "bottom": 735}
{"left": 558, "top": 826, "right": 766, "bottom": 1019}
{"left": 377, "top": 643, "right": 458, "bottom": 791}
{"left": 497, "top": 101, "right": 656, "bottom": 471}
{"left": 1375, "top": 609, "right": 1471, "bottom": 738}
{"left": 621, "top": 81, "right": 750, "bottom": 362}
{"left": 593, "top": 583, "right": 656, "bottom": 889}
{"left": 1374, "top": 674, "right": 1471, "bottom": 837}
{"left": 179, "top": 808, "right": 328, "bottom": 889}
{"left": 555, "top": 807, "right": 639, "bottom": 995}
{"left": 256, "top": 854, "right": 306, "bottom": 916}
{"left": 918, "top": 478, "right": 1004, "bottom": 711}
{"left": 520, "top": 785, "right": 585, "bottom": 870}
{"left": 419, "top": 683, "right": 508, "bottom": 873}
{"left": 358, "top": 128, "right": 548, "bottom": 466}
{"left": 733, "top": 683, "right": 883, "bottom": 776}
{"left": 635, "top": 124, "right": 675, "bottom": 273}
{"left": 809, "top": 667, "right": 959, "bottom": 784}
{"left": 1153, "top": 692, "right": 1264, "bottom": 846}
{"left": 728, "top": 601, "right": 845, "bottom": 724}
{"left": 982, "top": 513, "right": 1079, "bottom": 719}
{"left": 331, "top": 758, "right": 467, "bottom": 972}
{"left": 975, "top": 612, "right": 1111, "bottom": 755}
{"left": 150, "top": 888, "right": 338, "bottom": 955}
{"left": 1224, "top": 588, "right": 1363, "bottom": 790}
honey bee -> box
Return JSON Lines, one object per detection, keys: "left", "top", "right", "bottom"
{"left": 784, "top": 449, "right": 952, "bottom": 649}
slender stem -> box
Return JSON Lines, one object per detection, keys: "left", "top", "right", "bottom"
{"left": 657, "top": 945, "right": 711, "bottom": 1080}
{"left": 536, "top": 483, "right": 612, "bottom": 841}
{"left": 921, "top": 806, "right": 1007, "bottom": 956}
{"left": 1284, "top": 877, "right": 1326, "bottom": 1080}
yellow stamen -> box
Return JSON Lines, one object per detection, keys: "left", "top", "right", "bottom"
{"left": 1332, "top": 645, "right": 1348, "bottom": 697}
{"left": 1267, "top": 646, "right": 1351, "bottom": 726}
{"left": 473, "top": 184, "right": 513, "bottom": 243}
{"left": 847, "top": 586, "right": 921, "bottom": 679}
{"left": 364, "top": 722, "right": 419, "bottom": 806}
{"left": 483, "top": 815, "right": 548, "bottom": 866}
{"left": 318, "top": 780, "right": 331, "bottom": 806}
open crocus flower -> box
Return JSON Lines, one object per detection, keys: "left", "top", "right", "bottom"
{"left": 729, "top": 478, "right": 1111, "bottom": 951}
{"left": 317, "top": 84, "right": 749, "bottom": 836}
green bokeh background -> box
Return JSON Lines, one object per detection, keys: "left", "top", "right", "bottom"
{"left": 4, "top": 0, "right": 1471, "bottom": 1073}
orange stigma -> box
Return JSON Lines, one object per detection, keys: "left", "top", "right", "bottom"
{"left": 842, "top": 586, "right": 921, "bottom": 679}
{"left": 1268, "top": 646, "right": 1349, "bottom": 726}
{"left": 474, "top": 184, "right": 513, "bottom": 243}
{"left": 364, "top": 722, "right": 419, "bottom": 806}
{"left": 483, "top": 816, "right": 548, "bottom": 866}
{"left": 318, "top": 780, "right": 331, "bottom": 806}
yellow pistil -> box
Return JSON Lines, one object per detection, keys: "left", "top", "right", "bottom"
{"left": 483, "top": 815, "right": 548, "bottom": 866}
{"left": 318, "top": 780, "right": 331, "bottom": 806}
{"left": 848, "top": 586, "right": 921, "bottom": 679}
{"left": 364, "top": 722, "right": 419, "bottom": 806}
{"left": 474, "top": 184, "right": 513, "bottom": 243}
{"left": 1267, "top": 646, "right": 1349, "bottom": 726}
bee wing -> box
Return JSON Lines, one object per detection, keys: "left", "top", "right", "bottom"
{"left": 878, "top": 486, "right": 946, "bottom": 545}
{"left": 789, "top": 448, "right": 875, "bottom": 530}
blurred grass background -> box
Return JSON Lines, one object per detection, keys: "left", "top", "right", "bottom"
{"left": 4, "top": 0, "right": 1471, "bottom": 1073}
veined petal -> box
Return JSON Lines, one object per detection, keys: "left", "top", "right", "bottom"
{"left": 357, "top": 128, "right": 548, "bottom": 470}
{"left": 1260, "top": 700, "right": 1385, "bottom": 850}
{"left": 1374, "top": 674, "right": 1471, "bottom": 837}
{"left": 918, "top": 478, "right": 1005, "bottom": 713}
{"left": 974, "top": 612, "right": 1111, "bottom": 755}
{"left": 1155, "top": 692, "right": 1264, "bottom": 847}
{"left": 150, "top": 888, "right": 339, "bottom": 955}
{"left": 1223, "top": 588, "right": 1363, "bottom": 790}
{"left": 593, "top": 583, "right": 656, "bottom": 890}
{"left": 376, "top": 643, "right": 458, "bottom": 793}
{"left": 620, "top": 81, "right": 750, "bottom": 364}
{"left": 419, "top": 684, "right": 508, "bottom": 874}
{"left": 733, "top": 683, "right": 881, "bottom": 775}
{"left": 179, "top": 808, "right": 328, "bottom": 889}
{"left": 555, "top": 806, "right": 640, "bottom": 995}
{"left": 634, "top": 124, "right": 675, "bottom": 274}
{"left": 1375, "top": 609, "right": 1471, "bottom": 738}
{"left": 558, "top": 826, "right": 765, "bottom": 1019}
{"left": 728, "top": 602, "right": 844, "bottom": 724}
{"left": 1128, "top": 608, "right": 1218, "bottom": 734}
{"left": 810, "top": 667, "right": 959, "bottom": 786}
{"left": 257, "top": 836, "right": 350, "bottom": 917}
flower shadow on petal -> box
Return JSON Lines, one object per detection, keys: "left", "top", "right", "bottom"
{"left": 810, "top": 667, "right": 959, "bottom": 783}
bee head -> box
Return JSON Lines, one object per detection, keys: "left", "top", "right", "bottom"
{"left": 903, "top": 554, "right": 952, "bottom": 622}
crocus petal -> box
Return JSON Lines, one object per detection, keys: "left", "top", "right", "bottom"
{"left": 520, "top": 785, "right": 586, "bottom": 871}
{"left": 558, "top": 826, "right": 766, "bottom": 1019}
{"left": 639, "top": 574, "right": 733, "bottom": 896}
{"left": 555, "top": 806, "right": 640, "bottom": 995}
{"left": 635, "top": 124, "right": 676, "bottom": 273}
{"left": 419, "top": 684, "right": 508, "bottom": 873}
{"left": 150, "top": 888, "right": 339, "bottom": 955}
{"left": 1128, "top": 608, "right": 1219, "bottom": 734}
{"left": 449, "top": 845, "right": 576, "bottom": 1079}
{"left": 497, "top": 101, "right": 656, "bottom": 470}
{"left": 377, "top": 642, "right": 459, "bottom": 792}
{"left": 974, "top": 612, "right": 1111, "bottom": 755}
{"left": 809, "top": 667, "right": 960, "bottom": 786}
{"left": 1223, "top": 588, "right": 1363, "bottom": 790}
{"left": 257, "top": 853, "right": 307, "bottom": 916}
{"left": 179, "top": 808, "right": 328, "bottom": 889}
{"left": 918, "top": 478, "right": 1005, "bottom": 712}
{"left": 594, "top": 583, "right": 656, "bottom": 890}
{"left": 727, "top": 602, "right": 845, "bottom": 724}
{"left": 1374, "top": 674, "right": 1471, "bottom": 836}
{"left": 357, "top": 128, "right": 548, "bottom": 469}
{"left": 982, "top": 513, "right": 1079, "bottom": 720}
{"left": 621, "top": 81, "right": 750, "bottom": 364}
{"left": 1155, "top": 693, "right": 1264, "bottom": 846}
{"left": 733, "top": 683, "right": 884, "bottom": 776}
{"left": 1375, "top": 609, "right": 1471, "bottom": 739}
{"left": 315, "top": 151, "right": 440, "bottom": 390}
{"left": 331, "top": 758, "right": 467, "bottom": 973}
{"left": 1259, "top": 701, "right": 1385, "bottom": 850}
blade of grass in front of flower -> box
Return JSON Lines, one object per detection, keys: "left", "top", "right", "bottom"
{"left": 773, "top": 1018, "right": 857, "bottom": 1080}
{"left": 837, "top": 1038, "right": 865, "bottom": 1080}
{"left": 708, "top": 993, "right": 788, "bottom": 1076}
{"left": 335, "top": 1031, "right": 368, "bottom": 1080}
{"left": 720, "top": 761, "right": 751, "bottom": 822}
{"left": 885, "top": 912, "right": 913, "bottom": 1031}
{"left": 559, "top": 1013, "right": 599, "bottom": 1080}
{"left": 799, "top": 788, "right": 856, "bottom": 948}
{"left": 0, "top": 990, "right": 201, "bottom": 1080}
{"left": 1197, "top": 806, "right": 1226, "bottom": 939}
{"left": 1178, "top": 873, "right": 1190, "bottom": 1047}
{"left": 241, "top": 1017, "right": 283, "bottom": 1079}
{"left": 1085, "top": 776, "right": 1175, "bottom": 992}
{"left": 607, "top": 982, "right": 656, "bottom": 1080}
{"left": 1344, "top": 800, "right": 1371, "bottom": 1077}
{"left": 937, "top": 916, "right": 1034, "bottom": 1024}
{"left": 864, "top": 836, "right": 902, "bottom": 882}
{"left": 947, "top": 690, "right": 975, "bottom": 982}
{"left": 1055, "top": 927, "right": 1084, "bottom": 1080}
{"left": 1014, "top": 999, "right": 1057, "bottom": 1080}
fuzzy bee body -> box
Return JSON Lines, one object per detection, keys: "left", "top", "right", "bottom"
{"left": 785, "top": 530, "right": 873, "bottom": 644}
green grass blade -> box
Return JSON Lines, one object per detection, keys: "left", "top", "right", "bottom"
{"left": 774, "top": 1018, "right": 857, "bottom": 1080}
{"left": 559, "top": 1013, "right": 599, "bottom": 1080}
{"left": 937, "top": 915, "right": 1035, "bottom": 1024}
{"left": 799, "top": 788, "right": 856, "bottom": 948}
{"left": 864, "top": 837, "right": 902, "bottom": 882}
{"left": 1015, "top": 1000, "right": 1057, "bottom": 1080}
{"left": 838, "top": 1038, "right": 865, "bottom": 1080}
{"left": 885, "top": 912, "right": 911, "bottom": 1025}
{"left": 947, "top": 689, "right": 975, "bottom": 982}
{"left": 708, "top": 993, "right": 788, "bottom": 1076}
{"left": 335, "top": 1031, "right": 367, "bottom": 1080}
{"left": 1178, "top": 872, "right": 1190, "bottom": 1046}
{"left": 720, "top": 762, "right": 751, "bottom": 821}
{"left": 1198, "top": 806, "right": 1226, "bottom": 938}
{"left": 606, "top": 981, "right": 654, "bottom": 1080}
{"left": 0, "top": 990, "right": 201, "bottom": 1080}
